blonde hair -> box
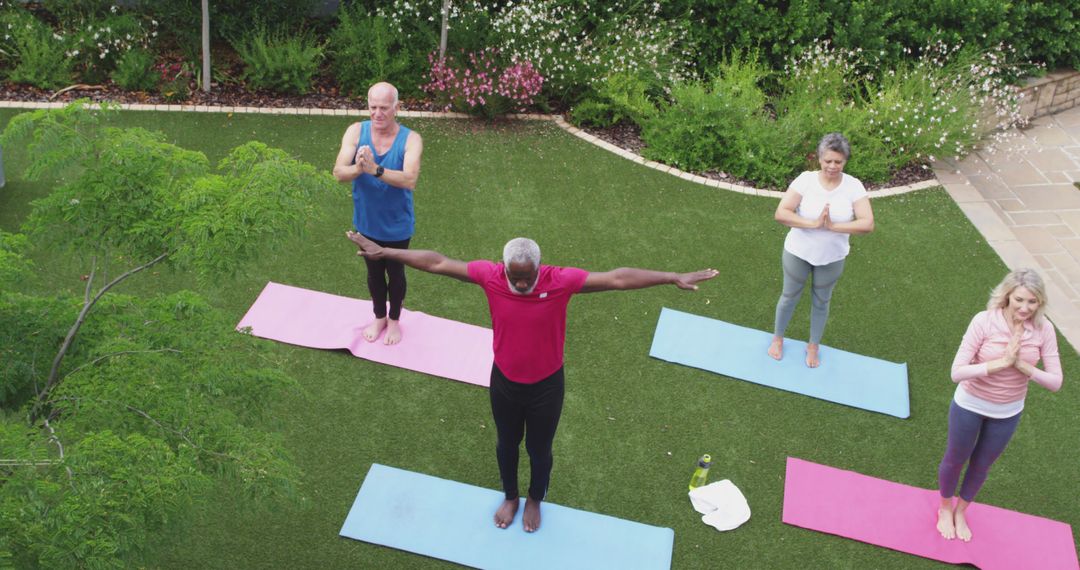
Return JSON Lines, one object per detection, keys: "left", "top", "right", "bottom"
{"left": 987, "top": 268, "right": 1048, "bottom": 324}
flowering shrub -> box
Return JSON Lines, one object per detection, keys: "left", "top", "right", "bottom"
{"left": 63, "top": 11, "right": 158, "bottom": 84}
{"left": 156, "top": 60, "right": 191, "bottom": 102}
{"left": 423, "top": 48, "right": 544, "bottom": 118}
{"left": 488, "top": 0, "right": 691, "bottom": 104}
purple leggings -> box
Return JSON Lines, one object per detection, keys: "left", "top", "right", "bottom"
{"left": 938, "top": 400, "right": 1022, "bottom": 502}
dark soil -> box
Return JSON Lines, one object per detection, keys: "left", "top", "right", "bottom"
{"left": 1, "top": 80, "right": 934, "bottom": 191}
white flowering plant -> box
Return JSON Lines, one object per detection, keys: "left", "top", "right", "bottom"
{"left": 62, "top": 11, "right": 158, "bottom": 84}
{"left": 488, "top": 0, "right": 691, "bottom": 105}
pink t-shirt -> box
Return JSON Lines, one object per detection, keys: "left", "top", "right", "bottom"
{"left": 467, "top": 260, "right": 589, "bottom": 383}
{"left": 951, "top": 309, "right": 1063, "bottom": 403}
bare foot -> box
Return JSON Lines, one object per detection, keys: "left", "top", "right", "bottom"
{"left": 768, "top": 336, "right": 784, "bottom": 360}
{"left": 523, "top": 497, "right": 542, "bottom": 533}
{"left": 936, "top": 507, "right": 956, "bottom": 540}
{"left": 806, "top": 343, "right": 821, "bottom": 368}
{"left": 494, "top": 498, "right": 519, "bottom": 529}
{"left": 384, "top": 319, "right": 402, "bottom": 345}
{"left": 362, "top": 318, "right": 387, "bottom": 342}
{"left": 954, "top": 509, "right": 972, "bottom": 542}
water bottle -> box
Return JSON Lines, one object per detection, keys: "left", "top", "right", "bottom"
{"left": 688, "top": 454, "right": 712, "bottom": 491}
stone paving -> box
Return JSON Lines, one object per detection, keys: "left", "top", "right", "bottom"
{"left": 932, "top": 105, "right": 1080, "bottom": 354}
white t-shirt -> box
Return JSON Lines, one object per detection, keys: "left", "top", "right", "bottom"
{"left": 783, "top": 171, "right": 868, "bottom": 266}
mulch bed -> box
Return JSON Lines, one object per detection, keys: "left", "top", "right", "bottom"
{"left": 1, "top": 80, "right": 934, "bottom": 191}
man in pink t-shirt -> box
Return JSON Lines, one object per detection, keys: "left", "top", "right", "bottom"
{"left": 346, "top": 231, "right": 717, "bottom": 533}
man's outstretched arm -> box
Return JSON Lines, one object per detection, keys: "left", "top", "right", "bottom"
{"left": 346, "top": 231, "right": 471, "bottom": 282}
{"left": 579, "top": 267, "right": 718, "bottom": 293}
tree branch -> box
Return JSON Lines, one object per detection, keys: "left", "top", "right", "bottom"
{"left": 30, "top": 251, "right": 171, "bottom": 422}
{"left": 42, "top": 416, "right": 75, "bottom": 487}
{"left": 83, "top": 254, "right": 97, "bottom": 306}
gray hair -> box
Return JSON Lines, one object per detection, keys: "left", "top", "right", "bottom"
{"left": 817, "top": 132, "right": 851, "bottom": 160}
{"left": 987, "top": 268, "right": 1048, "bottom": 324}
{"left": 503, "top": 237, "right": 541, "bottom": 268}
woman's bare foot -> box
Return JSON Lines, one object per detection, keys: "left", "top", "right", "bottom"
{"left": 362, "top": 317, "right": 387, "bottom": 342}
{"left": 806, "top": 343, "right": 821, "bottom": 368}
{"left": 493, "top": 498, "right": 519, "bottom": 529}
{"left": 768, "top": 336, "right": 784, "bottom": 360}
{"left": 523, "top": 497, "right": 542, "bottom": 533}
{"left": 954, "top": 506, "right": 972, "bottom": 542}
{"left": 936, "top": 507, "right": 956, "bottom": 540}
{"left": 384, "top": 318, "right": 402, "bottom": 345}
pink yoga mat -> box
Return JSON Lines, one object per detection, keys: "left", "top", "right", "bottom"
{"left": 236, "top": 282, "right": 493, "bottom": 387}
{"left": 782, "top": 457, "right": 1079, "bottom": 570}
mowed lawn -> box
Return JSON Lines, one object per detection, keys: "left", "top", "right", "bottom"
{"left": 1, "top": 108, "right": 1076, "bottom": 569}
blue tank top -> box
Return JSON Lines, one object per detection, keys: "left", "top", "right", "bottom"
{"left": 352, "top": 121, "right": 414, "bottom": 241}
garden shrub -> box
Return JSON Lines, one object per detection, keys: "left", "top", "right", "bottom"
{"left": 63, "top": 12, "right": 157, "bottom": 84}
{"left": 142, "top": 0, "right": 317, "bottom": 55}
{"left": 489, "top": 0, "right": 691, "bottom": 105}
{"left": 156, "top": 60, "right": 192, "bottom": 102}
{"left": 112, "top": 47, "right": 158, "bottom": 91}
{"left": 234, "top": 26, "right": 323, "bottom": 95}
{"left": 1, "top": 10, "right": 72, "bottom": 89}
{"left": 570, "top": 72, "right": 658, "bottom": 128}
{"left": 328, "top": 6, "right": 417, "bottom": 97}
{"left": 423, "top": 48, "right": 544, "bottom": 118}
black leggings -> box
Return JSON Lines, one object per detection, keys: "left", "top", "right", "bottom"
{"left": 489, "top": 364, "right": 565, "bottom": 501}
{"left": 362, "top": 234, "right": 410, "bottom": 320}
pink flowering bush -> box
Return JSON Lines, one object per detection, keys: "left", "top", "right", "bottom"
{"left": 423, "top": 48, "right": 544, "bottom": 118}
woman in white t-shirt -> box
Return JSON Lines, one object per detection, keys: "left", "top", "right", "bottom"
{"left": 767, "top": 133, "right": 875, "bottom": 367}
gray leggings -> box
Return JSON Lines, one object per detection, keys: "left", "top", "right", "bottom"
{"left": 773, "top": 250, "right": 846, "bottom": 344}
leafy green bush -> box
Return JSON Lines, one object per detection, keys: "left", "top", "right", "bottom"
{"left": 570, "top": 72, "right": 658, "bottom": 128}
{"left": 63, "top": 12, "right": 158, "bottom": 84}
{"left": 489, "top": 0, "right": 691, "bottom": 105}
{"left": 142, "top": 0, "right": 316, "bottom": 58}
{"left": 328, "top": 6, "right": 417, "bottom": 96}
{"left": 0, "top": 8, "right": 72, "bottom": 89}
{"left": 640, "top": 44, "right": 1024, "bottom": 187}
{"left": 111, "top": 47, "right": 158, "bottom": 91}
{"left": 234, "top": 26, "right": 324, "bottom": 95}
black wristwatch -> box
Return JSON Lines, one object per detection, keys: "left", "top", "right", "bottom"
{"left": 374, "top": 165, "right": 385, "bottom": 178}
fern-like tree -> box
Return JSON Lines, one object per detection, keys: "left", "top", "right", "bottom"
{"left": 1, "top": 101, "right": 334, "bottom": 420}
{"left": 0, "top": 101, "right": 336, "bottom": 566}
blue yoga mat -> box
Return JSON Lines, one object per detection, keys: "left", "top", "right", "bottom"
{"left": 649, "top": 308, "right": 910, "bottom": 418}
{"left": 340, "top": 464, "right": 675, "bottom": 570}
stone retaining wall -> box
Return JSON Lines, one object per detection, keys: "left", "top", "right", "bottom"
{"left": 1019, "top": 68, "right": 1080, "bottom": 120}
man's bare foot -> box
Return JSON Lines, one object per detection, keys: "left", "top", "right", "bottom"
{"left": 936, "top": 507, "right": 956, "bottom": 540}
{"left": 954, "top": 509, "right": 972, "bottom": 542}
{"left": 384, "top": 319, "right": 402, "bottom": 345}
{"left": 806, "top": 343, "right": 821, "bottom": 368}
{"left": 523, "top": 497, "right": 542, "bottom": 533}
{"left": 768, "top": 336, "right": 784, "bottom": 360}
{"left": 494, "top": 498, "right": 519, "bottom": 529}
{"left": 362, "top": 317, "right": 387, "bottom": 342}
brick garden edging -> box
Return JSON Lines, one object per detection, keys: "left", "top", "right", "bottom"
{"left": 0, "top": 99, "right": 940, "bottom": 198}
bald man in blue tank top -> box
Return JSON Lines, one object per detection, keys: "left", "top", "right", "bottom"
{"left": 334, "top": 82, "right": 425, "bottom": 345}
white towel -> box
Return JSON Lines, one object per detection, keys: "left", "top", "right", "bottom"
{"left": 688, "top": 479, "right": 751, "bottom": 531}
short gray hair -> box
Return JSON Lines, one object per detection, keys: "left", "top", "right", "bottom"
{"left": 817, "top": 132, "right": 851, "bottom": 160}
{"left": 987, "top": 268, "right": 1048, "bottom": 324}
{"left": 503, "top": 237, "right": 541, "bottom": 268}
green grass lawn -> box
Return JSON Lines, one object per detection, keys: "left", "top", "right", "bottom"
{"left": 2, "top": 109, "right": 1077, "bottom": 569}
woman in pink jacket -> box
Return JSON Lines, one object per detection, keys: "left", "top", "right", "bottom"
{"left": 936, "top": 268, "right": 1063, "bottom": 542}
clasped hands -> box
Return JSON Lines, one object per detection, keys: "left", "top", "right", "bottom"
{"left": 815, "top": 204, "right": 835, "bottom": 230}
{"left": 1001, "top": 323, "right": 1034, "bottom": 377}
{"left": 353, "top": 145, "right": 378, "bottom": 176}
